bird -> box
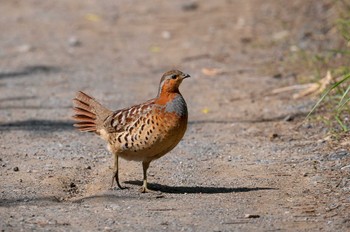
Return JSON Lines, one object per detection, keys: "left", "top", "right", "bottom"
{"left": 72, "top": 70, "right": 190, "bottom": 193}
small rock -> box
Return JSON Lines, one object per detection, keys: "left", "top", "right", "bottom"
{"left": 273, "top": 73, "right": 282, "bottom": 79}
{"left": 44, "top": 165, "right": 54, "bottom": 171}
{"left": 68, "top": 36, "right": 81, "bottom": 47}
{"left": 13, "top": 167, "right": 19, "bottom": 172}
{"left": 303, "top": 124, "right": 312, "bottom": 129}
{"left": 161, "top": 31, "right": 171, "bottom": 39}
{"left": 244, "top": 214, "right": 260, "bottom": 218}
{"left": 269, "top": 133, "right": 279, "bottom": 140}
{"left": 341, "top": 165, "right": 350, "bottom": 171}
{"left": 86, "top": 166, "right": 92, "bottom": 170}
{"left": 17, "top": 44, "right": 33, "bottom": 53}
{"left": 182, "top": 2, "right": 198, "bottom": 11}
{"left": 109, "top": 204, "right": 120, "bottom": 210}
{"left": 240, "top": 37, "right": 252, "bottom": 44}
{"left": 283, "top": 115, "right": 294, "bottom": 122}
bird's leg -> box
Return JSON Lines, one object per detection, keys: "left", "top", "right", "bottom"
{"left": 111, "top": 154, "right": 126, "bottom": 190}
{"left": 140, "top": 161, "right": 151, "bottom": 193}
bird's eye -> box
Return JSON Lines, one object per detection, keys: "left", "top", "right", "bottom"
{"left": 171, "top": 75, "right": 177, "bottom": 79}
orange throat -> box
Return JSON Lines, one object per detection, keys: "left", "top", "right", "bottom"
{"left": 155, "top": 91, "right": 179, "bottom": 105}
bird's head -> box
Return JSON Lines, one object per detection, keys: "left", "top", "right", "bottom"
{"left": 157, "top": 70, "right": 190, "bottom": 96}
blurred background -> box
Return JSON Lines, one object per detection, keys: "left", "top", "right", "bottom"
{"left": 0, "top": 0, "right": 349, "bottom": 231}
{"left": 0, "top": 0, "right": 348, "bottom": 128}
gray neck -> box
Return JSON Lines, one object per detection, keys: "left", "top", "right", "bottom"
{"left": 165, "top": 94, "right": 188, "bottom": 117}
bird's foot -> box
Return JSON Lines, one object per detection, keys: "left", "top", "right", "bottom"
{"left": 139, "top": 186, "right": 160, "bottom": 194}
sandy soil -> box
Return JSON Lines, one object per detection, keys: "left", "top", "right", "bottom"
{"left": 0, "top": 0, "right": 349, "bottom": 231}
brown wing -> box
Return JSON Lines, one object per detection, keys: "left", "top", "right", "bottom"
{"left": 103, "top": 99, "right": 155, "bottom": 133}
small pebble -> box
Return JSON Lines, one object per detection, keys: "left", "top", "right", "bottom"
{"left": 244, "top": 214, "right": 260, "bottom": 218}
{"left": 13, "top": 167, "right": 19, "bottom": 172}
{"left": 182, "top": 2, "right": 198, "bottom": 11}
{"left": 240, "top": 37, "right": 252, "bottom": 44}
{"left": 17, "top": 44, "right": 32, "bottom": 53}
{"left": 161, "top": 31, "right": 171, "bottom": 39}
{"left": 341, "top": 165, "right": 350, "bottom": 171}
{"left": 68, "top": 36, "right": 81, "bottom": 47}
{"left": 269, "top": 133, "right": 279, "bottom": 140}
{"left": 283, "top": 115, "right": 294, "bottom": 122}
{"left": 273, "top": 73, "right": 282, "bottom": 79}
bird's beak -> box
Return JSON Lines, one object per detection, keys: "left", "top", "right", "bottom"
{"left": 182, "top": 73, "right": 191, "bottom": 79}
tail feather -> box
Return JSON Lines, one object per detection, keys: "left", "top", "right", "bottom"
{"left": 72, "top": 115, "right": 95, "bottom": 123}
{"left": 73, "top": 100, "right": 90, "bottom": 111}
{"left": 73, "top": 106, "right": 96, "bottom": 119}
{"left": 73, "top": 122, "right": 96, "bottom": 132}
{"left": 72, "top": 91, "right": 112, "bottom": 133}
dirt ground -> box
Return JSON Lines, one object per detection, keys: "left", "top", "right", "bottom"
{"left": 1, "top": 0, "right": 349, "bottom": 231}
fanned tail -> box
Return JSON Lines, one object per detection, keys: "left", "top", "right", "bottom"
{"left": 72, "top": 91, "right": 112, "bottom": 133}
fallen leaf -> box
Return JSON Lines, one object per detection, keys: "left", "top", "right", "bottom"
{"left": 201, "top": 68, "right": 222, "bottom": 76}
{"left": 201, "top": 108, "right": 210, "bottom": 114}
{"left": 149, "top": 45, "right": 161, "bottom": 53}
{"left": 85, "top": 13, "right": 101, "bottom": 22}
{"left": 271, "top": 71, "right": 333, "bottom": 99}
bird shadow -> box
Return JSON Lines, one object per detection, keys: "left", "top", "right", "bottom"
{"left": 125, "top": 181, "right": 277, "bottom": 194}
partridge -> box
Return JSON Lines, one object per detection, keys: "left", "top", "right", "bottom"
{"left": 72, "top": 70, "right": 190, "bottom": 193}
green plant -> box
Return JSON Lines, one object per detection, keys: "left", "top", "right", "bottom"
{"left": 307, "top": 72, "right": 350, "bottom": 131}
{"left": 306, "top": 3, "right": 350, "bottom": 132}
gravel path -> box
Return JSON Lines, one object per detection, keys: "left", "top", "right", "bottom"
{"left": 1, "top": 1, "right": 349, "bottom": 231}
